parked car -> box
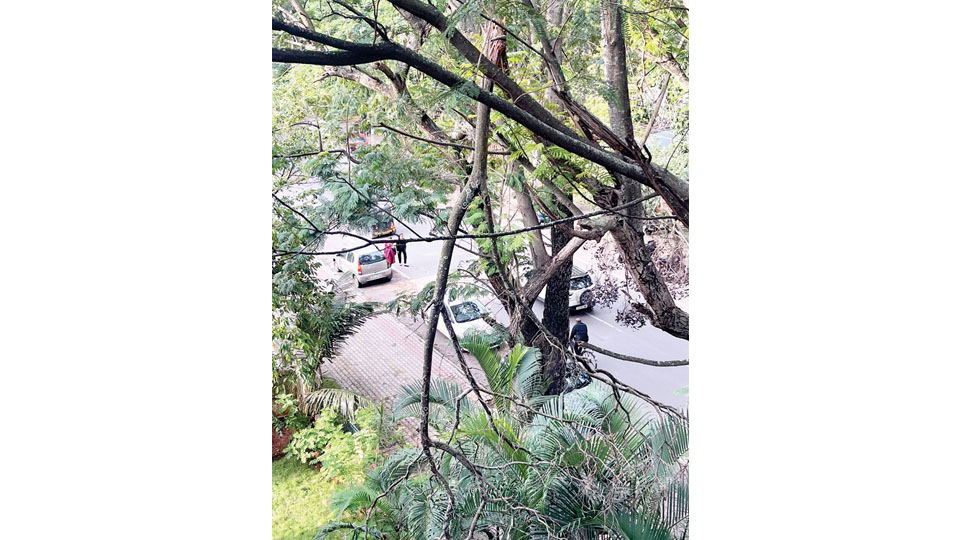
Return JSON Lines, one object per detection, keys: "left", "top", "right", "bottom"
{"left": 567, "top": 266, "right": 596, "bottom": 311}
{"left": 436, "top": 298, "right": 499, "bottom": 345}
{"left": 526, "top": 265, "right": 596, "bottom": 311}
{"left": 333, "top": 248, "right": 392, "bottom": 287}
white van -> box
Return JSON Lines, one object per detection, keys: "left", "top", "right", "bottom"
{"left": 333, "top": 248, "right": 392, "bottom": 287}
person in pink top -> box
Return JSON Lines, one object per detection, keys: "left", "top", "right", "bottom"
{"left": 383, "top": 242, "right": 395, "bottom": 266}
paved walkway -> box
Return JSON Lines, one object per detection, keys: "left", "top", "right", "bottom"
{"left": 314, "top": 256, "right": 490, "bottom": 440}
{"left": 322, "top": 312, "right": 488, "bottom": 441}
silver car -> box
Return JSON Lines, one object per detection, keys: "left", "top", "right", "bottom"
{"left": 333, "top": 248, "right": 392, "bottom": 287}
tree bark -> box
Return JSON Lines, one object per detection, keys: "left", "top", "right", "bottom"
{"left": 511, "top": 162, "right": 550, "bottom": 268}
{"left": 648, "top": 52, "right": 688, "bottom": 90}
{"left": 610, "top": 222, "right": 689, "bottom": 339}
{"left": 289, "top": 0, "right": 315, "bottom": 31}
{"left": 537, "top": 211, "right": 573, "bottom": 394}
{"left": 600, "top": 0, "right": 634, "bottom": 141}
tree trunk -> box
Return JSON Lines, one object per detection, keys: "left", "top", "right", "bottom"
{"left": 511, "top": 162, "right": 550, "bottom": 268}
{"left": 610, "top": 222, "right": 689, "bottom": 340}
{"left": 537, "top": 210, "right": 573, "bottom": 394}
{"left": 600, "top": 0, "right": 634, "bottom": 141}
{"left": 598, "top": 0, "right": 689, "bottom": 341}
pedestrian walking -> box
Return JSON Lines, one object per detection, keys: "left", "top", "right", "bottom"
{"left": 395, "top": 234, "right": 408, "bottom": 265}
{"left": 383, "top": 241, "right": 395, "bottom": 266}
{"left": 570, "top": 317, "right": 589, "bottom": 355}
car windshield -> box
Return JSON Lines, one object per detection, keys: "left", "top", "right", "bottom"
{"left": 570, "top": 275, "right": 593, "bottom": 290}
{"left": 450, "top": 302, "right": 483, "bottom": 323}
{"left": 358, "top": 252, "right": 385, "bottom": 265}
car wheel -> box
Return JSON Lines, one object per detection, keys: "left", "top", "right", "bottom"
{"left": 580, "top": 290, "right": 595, "bottom": 311}
{"left": 355, "top": 276, "right": 364, "bottom": 288}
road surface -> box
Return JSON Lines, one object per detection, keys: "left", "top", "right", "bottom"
{"left": 314, "top": 215, "right": 689, "bottom": 410}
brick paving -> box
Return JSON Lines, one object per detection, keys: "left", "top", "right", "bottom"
{"left": 322, "top": 313, "right": 488, "bottom": 439}
{"left": 313, "top": 255, "right": 491, "bottom": 439}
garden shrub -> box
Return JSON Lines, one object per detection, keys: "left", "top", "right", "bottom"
{"left": 284, "top": 409, "right": 341, "bottom": 466}
{"left": 284, "top": 407, "right": 384, "bottom": 482}
{"left": 273, "top": 391, "right": 311, "bottom": 433}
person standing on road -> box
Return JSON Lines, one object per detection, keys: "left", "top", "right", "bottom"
{"left": 383, "top": 241, "right": 395, "bottom": 267}
{"left": 395, "top": 234, "right": 408, "bottom": 266}
{"left": 570, "top": 317, "right": 589, "bottom": 355}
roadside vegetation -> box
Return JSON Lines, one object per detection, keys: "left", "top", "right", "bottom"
{"left": 272, "top": 0, "right": 690, "bottom": 537}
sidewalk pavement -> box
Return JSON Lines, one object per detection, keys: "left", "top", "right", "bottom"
{"left": 324, "top": 313, "right": 476, "bottom": 405}
{"left": 313, "top": 254, "right": 490, "bottom": 438}
{"left": 322, "top": 313, "right": 487, "bottom": 439}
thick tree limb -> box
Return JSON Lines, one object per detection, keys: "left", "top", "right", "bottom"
{"left": 521, "top": 214, "right": 619, "bottom": 304}
{"left": 601, "top": 0, "right": 635, "bottom": 140}
{"left": 272, "top": 47, "right": 385, "bottom": 66}
{"left": 597, "top": 2, "right": 689, "bottom": 340}
{"left": 347, "top": 4, "right": 689, "bottom": 219}
{"left": 580, "top": 342, "right": 688, "bottom": 367}
{"left": 289, "top": 0, "right": 315, "bottom": 31}
{"left": 610, "top": 225, "right": 688, "bottom": 339}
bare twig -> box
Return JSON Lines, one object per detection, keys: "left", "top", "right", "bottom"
{"left": 377, "top": 123, "right": 512, "bottom": 154}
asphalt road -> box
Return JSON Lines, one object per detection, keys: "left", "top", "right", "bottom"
{"left": 316, "top": 217, "right": 689, "bottom": 410}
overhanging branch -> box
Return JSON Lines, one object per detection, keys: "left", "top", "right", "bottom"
{"left": 272, "top": 18, "right": 686, "bottom": 214}
{"left": 580, "top": 342, "right": 688, "bottom": 367}
{"left": 272, "top": 47, "right": 386, "bottom": 66}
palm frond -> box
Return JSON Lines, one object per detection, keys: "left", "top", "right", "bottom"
{"left": 647, "top": 414, "right": 689, "bottom": 470}
{"left": 308, "top": 300, "right": 376, "bottom": 359}
{"left": 613, "top": 512, "right": 672, "bottom": 540}
{"left": 392, "top": 379, "right": 468, "bottom": 429}
{"left": 461, "top": 333, "right": 503, "bottom": 384}
{"left": 372, "top": 447, "right": 423, "bottom": 491}
{"left": 313, "top": 521, "right": 385, "bottom": 540}
{"left": 660, "top": 470, "right": 689, "bottom": 533}
{"left": 513, "top": 345, "right": 543, "bottom": 399}
{"left": 302, "top": 387, "right": 372, "bottom": 421}
{"left": 329, "top": 485, "right": 379, "bottom": 518}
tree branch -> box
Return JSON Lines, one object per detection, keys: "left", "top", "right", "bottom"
{"left": 273, "top": 13, "right": 688, "bottom": 221}
{"left": 377, "top": 123, "right": 511, "bottom": 154}
{"left": 580, "top": 342, "right": 688, "bottom": 367}
{"left": 272, "top": 194, "right": 649, "bottom": 257}
{"left": 272, "top": 47, "right": 386, "bottom": 66}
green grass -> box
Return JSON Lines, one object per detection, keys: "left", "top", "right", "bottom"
{"left": 273, "top": 458, "right": 343, "bottom": 540}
